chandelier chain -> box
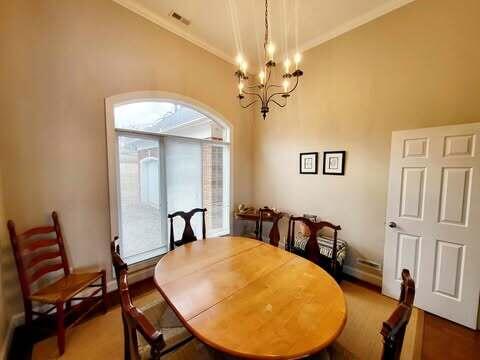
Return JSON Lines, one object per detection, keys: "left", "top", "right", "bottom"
{"left": 264, "top": 0, "right": 269, "bottom": 52}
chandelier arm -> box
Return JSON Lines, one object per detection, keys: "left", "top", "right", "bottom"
{"left": 239, "top": 99, "right": 258, "bottom": 108}
{"left": 270, "top": 97, "right": 287, "bottom": 108}
{"left": 266, "top": 84, "right": 283, "bottom": 91}
{"left": 266, "top": 75, "right": 300, "bottom": 103}
{"left": 242, "top": 90, "right": 264, "bottom": 103}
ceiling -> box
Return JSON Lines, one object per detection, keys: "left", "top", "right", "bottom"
{"left": 114, "top": 0, "right": 414, "bottom": 68}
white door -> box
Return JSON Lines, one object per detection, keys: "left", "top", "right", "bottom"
{"left": 383, "top": 122, "right": 480, "bottom": 329}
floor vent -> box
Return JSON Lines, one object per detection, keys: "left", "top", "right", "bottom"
{"left": 169, "top": 11, "right": 191, "bottom": 26}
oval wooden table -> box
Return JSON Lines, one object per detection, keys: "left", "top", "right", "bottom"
{"left": 154, "top": 236, "right": 347, "bottom": 359}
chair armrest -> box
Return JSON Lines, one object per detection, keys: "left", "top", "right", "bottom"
{"left": 131, "top": 307, "right": 165, "bottom": 348}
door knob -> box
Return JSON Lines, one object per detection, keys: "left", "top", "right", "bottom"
{"left": 388, "top": 222, "right": 397, "bottom": 228}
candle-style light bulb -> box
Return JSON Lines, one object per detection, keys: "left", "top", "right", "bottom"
{"left": 259, "top": 70, "right": 265, "bottom": 84}
{"left": 266, "top": 43, "right": 275, "bottom": 61}
{"left": 283, "top": 79, "right": 289, "bottom": 92}
{"left": 284, "top": 58, "right": 291, "bottom": 74}
{"left": 294, "top": 52, "right": 302, "bottom": 69}
{"left": 240, "top": 61, "right": 248, "bottom": 74}
{"left": 238, "top": 81, "right": 244, "bottom": 94}
{"left": 236, "top": 54, "right": 244, "bottom": 67}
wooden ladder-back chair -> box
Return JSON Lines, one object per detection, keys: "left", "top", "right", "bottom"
{"left": 168, "top": 208, "right": 207, "bottom": 250}
{"left": 111, "top": 237, "right": 193, "bottom": 359}
{"left": 381, "top": 269, "right": 416, "bottom": 360}
{"left": 286, "top": 216, "right": 342, "bottom": 278}
{"left": 256, "top": 207, "right": 283, "bottom": 247}
{"left": 7, "top": 211, "right": 107, "bottom": 355}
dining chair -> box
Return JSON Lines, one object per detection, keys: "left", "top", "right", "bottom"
{"left": 257, "top": 207, "right": 283, "bottom": 247}
{"left": 381, "top": 268, "right": 416, "bottom": 360}
{"left": 380, "top": 303, "right": 412, "bottom": 360}
{"left": 117, "top": 269, "right": 165, "bottom": 360}
{"left": 110, "top": 237, "right": 193, "bottom": 359}
{"left": 7, "top": 211, "right": 107, "bottom": 355}
{"left": 168, "top": 208, "right": 207, "bottom": 250}
{"left": 286, "top": 216, "right": 342, "bottom": 279}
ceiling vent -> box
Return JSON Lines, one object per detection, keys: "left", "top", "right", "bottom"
{"left": 169, "top": 11, "right": 190, "bottom": 26}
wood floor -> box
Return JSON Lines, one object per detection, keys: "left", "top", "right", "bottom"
{"left": 422, "top": 313, "right": 479, "bottom": 360}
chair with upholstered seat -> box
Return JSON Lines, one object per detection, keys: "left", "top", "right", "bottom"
{"left": 286, "top": 216, "right": 343, "bottom": 279}
{"left": 7, "top": 211, "right": 107, "bottom": 355}
{"left": 381, "top": 269, "right": 416, "bottom": 360}
{"left": 168, "top": 208, "right": 207, "bottom": 250}
{"left": 111, "top": 237, "right": 194, "bottom": 359}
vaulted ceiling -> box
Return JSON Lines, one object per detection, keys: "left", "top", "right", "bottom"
{"left": 114, "top": 0, "right": 414, "bottom": 67}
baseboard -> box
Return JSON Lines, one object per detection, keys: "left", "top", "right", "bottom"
{"left": 0, "top": 313, "right": 24, "bottom": 360}
{"left": 343, "top": 265, "right": 383, "bottom": 287}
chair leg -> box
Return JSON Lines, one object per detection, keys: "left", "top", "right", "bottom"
{"left": 56, "top": 302, "right": 66, "bottom": 356}
{"left": 23, "top": 301, "right": 34, "bottom": 341}
{"left": 24, "top": 301, "right": 33, "bottom": 329}
{"left": 101, "top": 270, "right": 108, "bottom": 314}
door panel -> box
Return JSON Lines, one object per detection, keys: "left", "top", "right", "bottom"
{"left": 438, "top": 167, "right": 471, "bottom": 225}
{"left": 400, "top": 167, "right": 426, "bottom": 219}
{"left": 383, "top": 122, "right": 480, "bottom": 329}
{"left": 403, "top": 138, "right": 428, "bottom": 158}
{"left": 443, "top": 135, "right": 474, "bottom": 157}
{"left": 395, "top": 233, "right": 421, "bottom": 281}
{"left": 433, "top": 240, "right": 464, "bottom": 299}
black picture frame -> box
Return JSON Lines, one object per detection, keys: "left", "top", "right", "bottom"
{"left": 323, "top": 151, "right": 346, "bottom": 175}
{"left": 299, "top": 152, "right": 318, "bottom": 174}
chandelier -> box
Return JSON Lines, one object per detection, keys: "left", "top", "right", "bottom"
{"left": 234, "top": 0, "right": 303, "bottom": 119}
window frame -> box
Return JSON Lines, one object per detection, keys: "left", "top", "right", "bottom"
{"left": 105, "top": 91, "right": 233, "bottom": 273}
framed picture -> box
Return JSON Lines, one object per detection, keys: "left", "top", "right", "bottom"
{"left": 323, "top": 151, "right": 346, "bottom": 175}
{"left": 299, "top": 152, "right": 318, "bottom": 174}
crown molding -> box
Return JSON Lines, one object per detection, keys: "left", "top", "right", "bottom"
{"left": 113, "top": 0, "right": 415, "bottom": 66}
{"left": 112, "top": 0, "right": 236, "bottom": 65}
{"left": 300, "top": 0, "right": 416, "bottom": 52}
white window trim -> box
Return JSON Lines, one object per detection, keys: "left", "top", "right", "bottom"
{"left": 105, "top": 91, "right": 234, "bottom": 270}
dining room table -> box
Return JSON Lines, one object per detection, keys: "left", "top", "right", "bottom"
{"left": 153, "top": 236, "right": 347, "bottom": 359}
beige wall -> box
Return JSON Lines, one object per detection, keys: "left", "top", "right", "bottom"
{"left": 0, "top": 0, "right": 254, "bottom": 320}
{"left": 252, "top": 0, "right": 480, "bottom": 277}
{"left": 0, "top": 167, "right": 6, "bottom": 353}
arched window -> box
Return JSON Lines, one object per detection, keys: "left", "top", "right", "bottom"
{"left": 106, "top": 92, "right": 231, "bottom": 266}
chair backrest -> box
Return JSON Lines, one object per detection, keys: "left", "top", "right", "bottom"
{"left": 399, "top": 269, "right": 415, "bottom": 306}
{"left": 7, "top": 211, "right": 70, "bottom": 301}
{"left": 381, "top": 268, "right": 416, "bottom": 360}
{"left": 286, "top": 216, "right": 341, "bottom": 271}
{"left": 256, "top": 207, "right": 283, "bottom": 246}
{"left": 110, "top": 236, "right": 128, "bottom": 288}
{"left": 118, "top": 269, "right": 165, "bottom": 360}
{"left": 381, "top": 303, "right": 412, "bottom": 360}
{"left": 168, "top": 208, "right": 207, "bottom": 250}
